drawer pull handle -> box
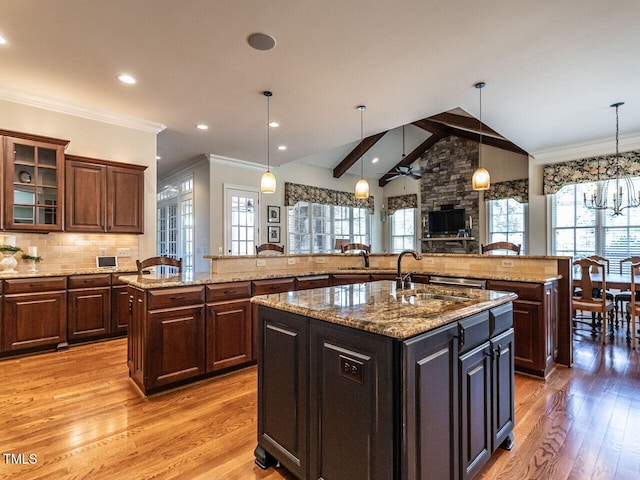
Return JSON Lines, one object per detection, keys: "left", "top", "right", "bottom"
{"left": 454, "top": 326, "right": 465, "bottom": 347}
{"left": 170, "top": 295, "right": 187, "bottom": 300}
{"left": 223, "top": 290, "right": 237, "bottom": 294}
{"left": 30, "top": 283, "right": 44, "bottom": 287}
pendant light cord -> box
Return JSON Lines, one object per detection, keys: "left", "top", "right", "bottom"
{"left": 267, "top": 94, "right": 271, "bottom": 173}
{"left": 360, "top": 106, "right": 364, "bottom": 178}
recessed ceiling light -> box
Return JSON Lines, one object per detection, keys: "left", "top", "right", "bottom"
{"left": 268, "top": 121, "right": 280, "bottom": 128}
{"left": 117, "top": 74, "right": 136, "bottom": 85}
{"left": 248, "top": 33, "right": 277, "bottom": 51}
{"left": 278, "top": 145, "right": 287, "bottom": 151}
{"left": 196, "top": 124, "right": 209, "bottom": 130}
{"left": 371, "top": 157, "right": 379, "bottom": 164}
{"left": 0, "top": 36, "right": 7, "bottom": 45}
{"left": 156, "top": 155, "right": 162, "bottom": 160}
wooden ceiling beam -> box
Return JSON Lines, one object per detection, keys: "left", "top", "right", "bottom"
{"left": 428, "top": 112, "right": 502, "bottom": 138}
{"left": 378, "top": 134, "right": 445, "bottom": 187}
{"left": 333, "top": 131, "right": 387, "bottom": 178}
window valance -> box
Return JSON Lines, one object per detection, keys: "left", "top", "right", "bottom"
{"left": 543, "top": 150, "right": 640, "bottom": 195}
{"left": 484, "top": 178, "right": 529, "bottom": 203}
{"left": 284, "top": 182, "right": 375, "bottom": 214}
{"left": 386, "top": 194, "right": 417, "bottom": 215}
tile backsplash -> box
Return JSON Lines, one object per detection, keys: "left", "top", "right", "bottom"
{"left": 0, "top": 233, "right": 139, "bottom": 273}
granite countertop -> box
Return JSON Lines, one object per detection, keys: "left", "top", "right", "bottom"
{"left": 0, "top": 267, "right": 137, "bottom": 279}
{"left": 118, "top": 268, "right": 561, "bottom": 289}
{"left": 251, "top": 281, "right": 517, "bottom": 339}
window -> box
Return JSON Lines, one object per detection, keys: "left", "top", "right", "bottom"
{"left": 390, "top": 208, "right": 416, "bottom": 253}
{"left": 551, "top": 180, "right": 640, "bottom": 273}
{"left": 487, "top": 198, "right": 526, "bottom": 253}
{"left": 157, "top": 175, "right": 194, "bottom": 271}
{"left": 288, "top": 202, "right": 370, "bottom": 253}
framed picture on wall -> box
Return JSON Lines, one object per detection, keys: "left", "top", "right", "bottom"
{"left": 267, "top": 205, "right": 280, "bottom": 223}
{"left": 268, "top": 226, "right": 281, "bottom": 243}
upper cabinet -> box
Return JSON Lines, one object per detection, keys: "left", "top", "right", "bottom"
{"left": 65, "top": 155, "right": 146, "bottom": 234}
{"left": 2, "top": 132, "right": 69, "bottom": 231}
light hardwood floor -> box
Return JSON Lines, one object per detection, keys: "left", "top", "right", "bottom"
{"left": 1, "top": 332, "right": 639, "bottom": 479}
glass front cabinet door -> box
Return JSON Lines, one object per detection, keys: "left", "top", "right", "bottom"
{"left": 3, "top": 135, "right": 68, "bottom": 231}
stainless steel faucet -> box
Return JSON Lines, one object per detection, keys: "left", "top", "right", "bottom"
{"left": 360, "top": 250, "right": 370, "bottom": 268}
{"left": 396, "top": 250, "right": 423, "bottom": 289}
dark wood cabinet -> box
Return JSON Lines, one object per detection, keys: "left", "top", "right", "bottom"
{"left": 294, "top": 275, "right": 331, "bottom": 290}
{"left": 2, "top": 133, "right": 68, "bottom": 231}
{"left": 252, "top": 277, "right": 295, "bottom": 295}
{"left": 2, "top": 277, "right": 67, "bottom": 352}
{"left": 487, "top": 279, "right": 558, "bottom": 377}
{"left": 65, "top": 155, "right": 145, "bottom": 233}
{"left": 111, "top": 274, "right": 133, "bottom": 334}
{"left": 330, "top": 273, "right": 371, "bottom": 285}
{"left": 67, "top": 274, "right": 111, "bottom": 342}
{"left": 206, "top": 299, "right": 252, "bottom": 372}
{"left": 403, "top": 322, "right": 460, "bottom": 480}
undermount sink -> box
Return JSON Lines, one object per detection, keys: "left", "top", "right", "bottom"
{"left": 397, "top": 290, "right": 471, "bottom": 303}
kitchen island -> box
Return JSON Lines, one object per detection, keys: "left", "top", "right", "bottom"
{"left": 252, "top": 281, "right": 517, "bottom": 480}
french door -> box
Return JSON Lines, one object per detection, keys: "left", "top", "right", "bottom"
{"left": 224, "top": 185, "right": 260, "bottom": 255}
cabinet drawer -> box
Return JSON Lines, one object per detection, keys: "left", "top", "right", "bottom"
{"left": 68, "top": 274, "right": 111, "bottom": 289}
{"left": 458, "top": 310, "right": 490, "bottom": 354}
{"left": 487, "top": 280, "right": 542, "bottom": 301}
{"left": 295, "top": 275, "right": 331, "bottom": 290}
{"left": 331, "top": 274, "right": 371, "bottom": 286}
{"left": 490, "top": 303, "right": 513, "bottom": 337}
{"left": 111, "top": 273, "right": 136, "bottom": 286}
{"left": 206, "top": 281, "right": 252, "bottom": 302}
{"left": 147, "top": 286, "right": 205, "bottom": 310}
{"left": 252, "top": 278, "right": 295, "bottom": 295}
{"left": 4, "top": 277, "right": 66, "bottom": 294}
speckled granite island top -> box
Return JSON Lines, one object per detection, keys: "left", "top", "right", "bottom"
{"left": 251, "top": 281, "right": 517, "bottom": 339}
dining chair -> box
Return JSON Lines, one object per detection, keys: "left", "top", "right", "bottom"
{"left": 480, "top": 242, "right": 521, "bottom": 255}
{"left": 615, "top": 256, "right": 640, "bottom": 330}
{"left": 572, "top": 257, "right": 615, "bottom": 344}
{"left": 255, "top": 243, "right": 285, "bottom": 254}
{"left": 626, "top": 262, "right": 640, "bottom": 349}
{"left": 340, "top": 243, "right": 371, "bottom": 253}
{"left": 136, "top": 256, "right": 183, "bottom": 274}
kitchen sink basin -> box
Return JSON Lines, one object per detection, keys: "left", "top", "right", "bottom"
{"left": 397, "top": 290, "right": 471, "bottom": 303}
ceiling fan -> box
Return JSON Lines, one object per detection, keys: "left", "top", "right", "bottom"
{"left": 384, "top": 125, "right": 427, "bottom": 181}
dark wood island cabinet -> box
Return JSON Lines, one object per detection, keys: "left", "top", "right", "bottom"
{"left": 253, "top": 282, "right": 516, "bottom": 480}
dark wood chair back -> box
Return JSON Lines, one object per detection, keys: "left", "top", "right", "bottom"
{"left": 256, "top": 243, "right": 284, "bottom": 254}
{"left": 620, "top": 256, "right": 640, "bottom": 274}
{"left": 480, "top": 242, "right": 521, "bottom": 255}
{"left": 340, "top": 243, "right": 371, "bottom": 253}
{"left": 573, "top": 257, "right": 615, "bottom": 344}
{"left": 630, "top": 262, "right": 640, "bottom": 349}
{"left": 136, "top": 256, "right": 182, "bottom": 274}
{"left": 587, "top": 255, "right": 610, "bottom": 273}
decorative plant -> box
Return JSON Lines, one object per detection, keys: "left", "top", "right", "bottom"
{"left": 21, "top": 253, "right": 43, "bottom": 263}
{"left": 0, "top": 245, "right": 22, "bottom": 253}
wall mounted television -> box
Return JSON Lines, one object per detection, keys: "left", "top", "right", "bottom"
{"left": 428, "top": 208, "right": 465, "bottom": 234}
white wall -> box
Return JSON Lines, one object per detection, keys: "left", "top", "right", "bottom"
{"left": 208, "top": 155, "right": 384, "bottom": 253}
{"left": 381, "top": 176, "right": 420, "bottom": 252}
{"left": 0, "top": 97, "right": 160, "bottom": 258}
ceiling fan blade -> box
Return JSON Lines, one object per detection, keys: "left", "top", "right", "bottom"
{"left": 385, "top": 174, "right": 401, "bottom": 181}
{"left": 408, "top": 173, "right": 422, "bottom": 180}
{"left": 412, "top": 169, "right": 428, "bottom": 175}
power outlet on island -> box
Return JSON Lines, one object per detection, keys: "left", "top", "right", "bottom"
{"left": 501, "top": 259, "right": 515, "bottom": 268}
{"left": 287, "top": 258, "right": 296, "bottom": 265}
{"left": 423, "top": 257, "right": 434, "bottom": 264}
{"left": 315, "top": 257, "right": 326, "bottom": 264}
{"left": 116, "top": 248, "right": 131, "bottom": 257}
{"left": 257, "top": 259, "right": 266, "bottom": 267}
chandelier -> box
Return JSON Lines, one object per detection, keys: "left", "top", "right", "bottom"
{"left": 584, "top": 102, "right": 640, "bottom": 216}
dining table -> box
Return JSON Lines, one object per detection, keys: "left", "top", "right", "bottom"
{"left": 573, "top": 273, "right": 639, "bottom": 290}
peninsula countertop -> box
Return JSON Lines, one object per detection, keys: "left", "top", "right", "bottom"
{"left": 252, "top": 281, "right": 517, "bottom": 339}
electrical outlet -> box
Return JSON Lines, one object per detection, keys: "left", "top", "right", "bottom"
{"left": 257, "top": 259, "right": 266, "bottom": 267}
{"left": 287, "top": 257, "right": 296, "bottom": 265}
{"left": 116, "top": 248, "right": 131, "bottom": 257}
{"left": 339, "top": 355, "right": 364, "bottom": 384}
{"left": 218, "top": 247, "right": 223, "bottom": 254}
{"left": 99, "top": 248, "right": 107, "bottom": 256}
{"left": 315, "top": 257, "right": 326, "bottom": 264}
{"left": 424, "top": 257, "right": 434, "bottom": 264}
{"left": 501, "top": 259, "right": 515, "bottom": 267}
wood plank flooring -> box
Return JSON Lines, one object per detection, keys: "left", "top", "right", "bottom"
{"left": 1, "top": 333, "right": 640, "bottom": 479}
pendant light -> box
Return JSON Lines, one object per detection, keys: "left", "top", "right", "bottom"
{"left": 260, "top": 91, "right": 276, "bottom": 194}
{"left": 354, "top": 105, "right": 370, "bottom": 199}
{"left": 584, "top": 102, "right": 640, "bottom": 216}
{"left": 472, "top": 82, "right": 491, "bottom": 191}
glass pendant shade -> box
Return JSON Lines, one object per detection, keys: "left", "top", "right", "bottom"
{"left": 472, "top": 167, "right": 491, "bottom": 191}
{"left": 261, "top": 170, "right": 276, "bottom": 194}
{"left": 355, "top": 178, "right": 370, "bottom": 199}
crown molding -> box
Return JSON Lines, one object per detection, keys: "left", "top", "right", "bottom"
{"left": 208, "top": 154, "right": 269, "bottom": 171}
{"left": 530, "top": 131, "right": 640, "bottom": 165}
{"left": 0, "top": 86, "right": 166, "bottom": 134}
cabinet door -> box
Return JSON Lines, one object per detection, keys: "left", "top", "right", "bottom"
{"left": 491, "top": 328, "right": 515, "bottom": 451}
{"left": 309, "top": 320, "right": 394, "bottom": 480}
{"left": 111, "top": 285, "right": 130, "bottom": 334}
{"left": 459, "top": 341, "right": 492, "bottom": 480}
{"left": 147, "top": 305, "right": 205, "bottom": 391}
{"left": 403, "top": 322, "right": 459, "bottom": 480}
{"left": 107, "top": 165, "right": 144, "bottom": 233}
{"left": 206, "top": 299, "right": 252, "bottom": 372}
{"left": 127, "top": 287, "right": 145, "bottom": 390}
{"left": 65, "top": 160, "right": 106, "bottom": 232}
{"left": 512, "top": 299, "right": 544, "bottom": 374}
{"left": 257, "top": 306, "right": 308, "bottom": 480}
{"left": 2, "top": 291, "right": 67, "bottom": 351}
{"left": 67, "top": 287, "right": 111, "bottom": 341}
{"left": 4, "top": 137, "right": 65, "bottom": 231}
